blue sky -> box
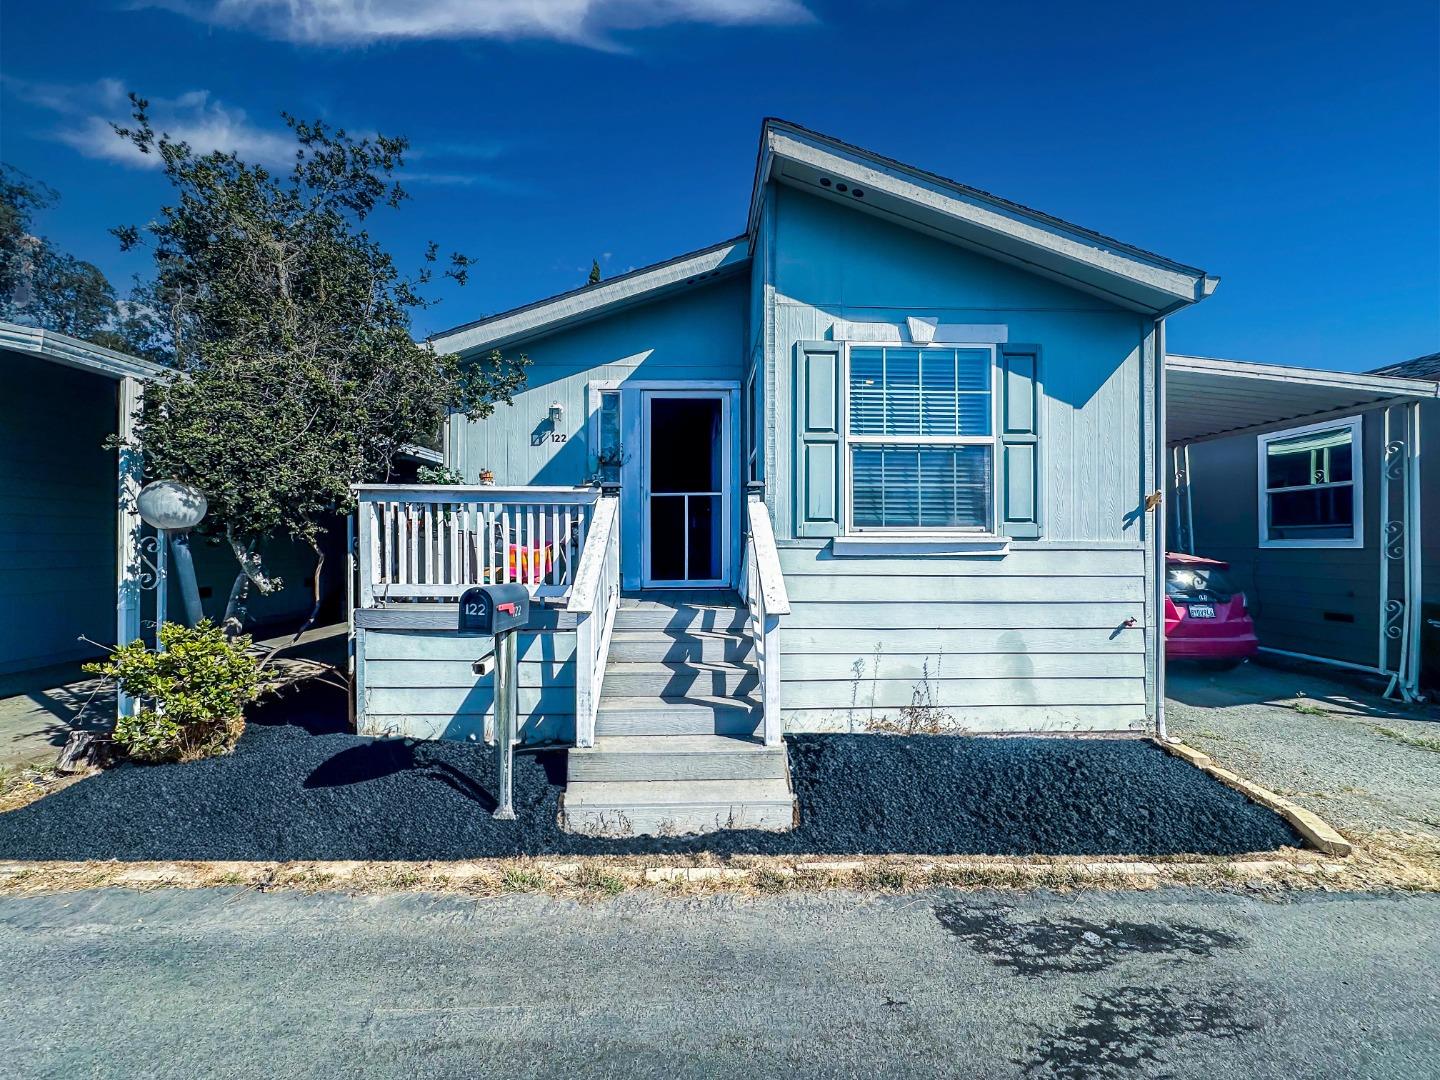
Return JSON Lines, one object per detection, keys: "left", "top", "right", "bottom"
{"left": 2, "top": 0, "right": 1436, "bottom": 370}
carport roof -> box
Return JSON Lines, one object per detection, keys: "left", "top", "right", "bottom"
{"left": 1166, "top": 354, "right": 1440, "bottom": 446}
{"left": 0, "top": 320, "right": 170, "bottom": 382}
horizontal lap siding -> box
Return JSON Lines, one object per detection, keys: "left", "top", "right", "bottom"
{"left": 357, "top": 627, "right": 576, "bottom": 744}
{"left": 777, "top": 545, "right": 1148, "bottom": 732}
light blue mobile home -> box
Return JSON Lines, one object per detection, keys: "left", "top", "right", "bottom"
{"left": 350, "top": 121, "right": 1218, "bottom": 833}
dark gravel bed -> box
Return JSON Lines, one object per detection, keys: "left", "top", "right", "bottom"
{"left": 0, "top": 689, "right": 1301, "bottom": 860}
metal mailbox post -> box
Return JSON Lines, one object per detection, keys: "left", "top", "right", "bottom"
{"left": 459, "top": 584, "right": 531, "bottom": 820}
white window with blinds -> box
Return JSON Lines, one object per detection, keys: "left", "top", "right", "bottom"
{"left": 1257, "top": 415, "right": 1363, "bottom": 549}
{"left": 842, "top": 344, "right": 998, "bottom": 533}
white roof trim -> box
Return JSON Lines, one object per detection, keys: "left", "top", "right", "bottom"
{"left": 749, "top": 121, "right": 1218, "bottom": 315}
{"left": 1168, "top": 354, "right": 1440, "bottom": 399}
{"left": 430, "top": 238, "right": 750, "bottom": 356}
{"left": 1166, "top": 353, "right": 1438, "bottom": 446}
{"left": 0, "top": 320, "right": 170, "bottom": 381}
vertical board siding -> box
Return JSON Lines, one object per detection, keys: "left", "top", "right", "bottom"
{"left": 357, "top": 627, "right": 577, "bottom": 744}
{"left": 0, "top": 350, "right": 116, "bottom": 673}
{"left": 776, "top": 544, "right": 1148, "bottom": 732}
{"left": 1181, "top": 416, "right": 1386, "bottom": 667}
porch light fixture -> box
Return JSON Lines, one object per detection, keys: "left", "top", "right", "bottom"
{"left": 136, "top": 479, "right": 208, "bottom": 631}
{"left": 549, "top": 401, "right": 564, "bottom": 425}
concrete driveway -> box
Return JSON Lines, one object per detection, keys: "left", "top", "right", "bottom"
{"left": 1166, "top": 660, "right": 1440, "bottom": 838}
{"left": 1, "top": 886, "right": 1435, "bottom": 1079}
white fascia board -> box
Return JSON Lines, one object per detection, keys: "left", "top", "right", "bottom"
{"left": 1167, "top": 354, "right": 1440, "bottom": 400}
{"left": 0, "top": 321, "right": 171, "bottom": 382}
{"left": 754, "top": 125, "right": 1214, "bottom": 309}
{"left": 430, "top": 239, "right": 750, "bottom": 356}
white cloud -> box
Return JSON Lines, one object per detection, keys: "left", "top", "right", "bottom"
{"left": 159, "top": 0, "right": 814, "bottom": 46}
{"left": 4, "top": 76, "right": 295, "bottom": 169}
{"left": 4, "top": 75, "right": 521, "bottom": 189}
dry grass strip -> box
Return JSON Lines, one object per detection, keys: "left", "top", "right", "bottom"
{"left": 1, "top": 833, "right": 1434, "bottom": 900}
{"left": 1157, "top": 738, "right": 1352, "bottom": 856}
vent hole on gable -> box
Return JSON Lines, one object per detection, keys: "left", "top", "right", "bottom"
{"left": 819, "top": 177, "right": 832, "bottom": 187}
{"left": 853, "top": 188, "right": 865, "bottom": 198}
{"left": 835, "top": 182, "right": 849, "bottom": 193}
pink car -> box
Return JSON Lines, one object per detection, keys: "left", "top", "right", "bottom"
{"left": 1165, "top": 553, "right": 1259, "bottom": 668}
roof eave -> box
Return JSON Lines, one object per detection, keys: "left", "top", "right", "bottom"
{"left": 0, "top": 321, "right": 170, "bottom": 382}
{"left": 750, "top": 119, "right": 1216, "bottom": 316}
{"left": 429, "top": 238, "right": 751, "bottom": 356}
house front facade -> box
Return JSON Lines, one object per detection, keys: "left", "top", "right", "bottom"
{"left": 350, "top": 121, "right": 1217, "bottom": 833}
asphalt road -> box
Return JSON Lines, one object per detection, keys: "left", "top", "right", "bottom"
{"left": 2, "top": 887, "right": 1436, "bottom": 1079}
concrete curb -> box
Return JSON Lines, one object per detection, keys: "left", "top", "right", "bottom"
{"left": 1158, "top": 739, "right": 1353, "bottom": 857}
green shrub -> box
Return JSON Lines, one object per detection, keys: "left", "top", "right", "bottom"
{"left": 85, "top": 621, "right": 261, "bottom": 763}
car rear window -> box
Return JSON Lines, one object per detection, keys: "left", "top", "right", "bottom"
{"left": 1166, "top": 564, "right": 1239, "bottom": 599}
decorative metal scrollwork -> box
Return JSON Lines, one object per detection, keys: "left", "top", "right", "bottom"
{"left": 1383, "top": 439, "right": 1408, "bottom": 481}
{"left": 1384, "top": 598, "right": 1407, "bottom": 641}
{"left": 1384, "top": 519, "right": 1406, "bottom": 561}
{"left": 136, "top": 534, "right": 162, "bottom": 591}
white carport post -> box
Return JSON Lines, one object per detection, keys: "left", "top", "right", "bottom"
{"left": 116, "top": 376, "right": 144, "bottom": 720}
{"left": 1378, "top": 400, "right": 1423, "bottom": 702}
{"left": 1170, "top": 443, "right": 1195, "bottom": 554}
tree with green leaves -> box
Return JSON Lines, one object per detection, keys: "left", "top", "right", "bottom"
{"left": 112, "top": 95, "right": 528, "bottom": 638}
{"left": 588, "top": 258, "right": 601, "bottom": 285}
{"left": 0, "top": 164, "right": 131, "bottom": 349}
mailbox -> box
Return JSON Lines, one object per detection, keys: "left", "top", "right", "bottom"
{"left": 458, "top": 584, "right": 530, "bottom": 636}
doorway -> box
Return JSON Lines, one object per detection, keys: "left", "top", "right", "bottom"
{"left": 642, "top": 391, "right": 731, "bottom": 588}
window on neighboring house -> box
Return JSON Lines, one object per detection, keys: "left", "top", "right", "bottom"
{"left": 844, "top": 345, "right": 997, "bottom": 532}
{"left": 1258, "top": 416, "right": 1363, "bottom": 548}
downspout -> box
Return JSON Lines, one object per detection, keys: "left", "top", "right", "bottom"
{"left": 1154, "top": 317, "right": 1168, "bottom": 741}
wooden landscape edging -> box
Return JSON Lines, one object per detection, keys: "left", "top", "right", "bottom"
{"left": 1158, "top": 739, "right": 1353, "bottom": 857}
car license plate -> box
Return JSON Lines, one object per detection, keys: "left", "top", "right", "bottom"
{"left": 1188, "top": 604, "right": 1216, "bottom": 619}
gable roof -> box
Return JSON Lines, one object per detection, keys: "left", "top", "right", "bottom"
{"left": 1368, "top": 351, "right": 1440, "bottom": 382}
{"left": 429, "top": 237, "right": 749, "bottom": 356}
{"left": 0, "top": 320, "right": 170, "bottom": 382}
{"left": 431, "top": 120, "right": 1218, "bottom": 355}
{"left": 751, "top": 119, "right": 1217, "bottom": 316}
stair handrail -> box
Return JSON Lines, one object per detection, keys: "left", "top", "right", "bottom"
{"left": 568, "top": 488, "right": 621, "bottom": 748}
{"left": 744, "top": 485, "right": 789, "bottom": 747}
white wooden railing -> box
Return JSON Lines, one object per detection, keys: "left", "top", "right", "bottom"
{"left": 567, "top": 493, "right": 621, "bottom": 748}
{"left": 743, "top": 488, "right": 790, "bottom": 747}
{"left": 354, "top": 485, "right": 600, "bottom": 605}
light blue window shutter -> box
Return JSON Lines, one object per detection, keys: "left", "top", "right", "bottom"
{"left": 794, "top": 341, "right": 843, "bottom": 537}
{"left": 999, "top": 344, "right": 1041, "bottom": 539}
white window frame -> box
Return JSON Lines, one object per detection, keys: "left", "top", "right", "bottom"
{"left": 1257, "top": 414, "right": 1364, "bottom": 550}
{"left": 840, "top": 342, "right": 1002, "bottom": 537}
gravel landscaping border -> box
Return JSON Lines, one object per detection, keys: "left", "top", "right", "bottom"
{"left": 0, "top": 686, "right": 1304, "bottom": 861}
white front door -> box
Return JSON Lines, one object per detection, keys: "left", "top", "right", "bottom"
{"left": 641, "top": 390, "right": 732, "bottom": 588}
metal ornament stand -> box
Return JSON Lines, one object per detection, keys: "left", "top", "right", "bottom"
{"left": 1379, "top": 401, "right": 1423, "bottom": 703}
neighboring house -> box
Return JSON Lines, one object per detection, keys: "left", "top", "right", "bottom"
{"left": 1165, "top": 353, "right": 1438, "bottom": 698}
{"left": 350, "top": 119, "right": 1219, "bottom": 834}
{"left": 0, "top": 323, "right": 164, "bottom": 680}
{"left": 0, "top": 321, "right": 373, "bottom": 698}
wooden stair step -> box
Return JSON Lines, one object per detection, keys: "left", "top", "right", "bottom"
{"left": 568, "top": 734, "right": 785, "bottom": 782}
{"left": 602, "top": 660, "right": 758, "bottom": 697}
{"left": 560, "top": 778, "right": 796, "bottom": 837}
{"left": 594, "top": 695, "right": 761, "bottom": 737}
